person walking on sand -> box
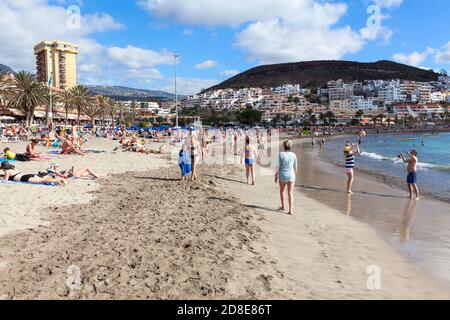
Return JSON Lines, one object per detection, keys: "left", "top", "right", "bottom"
{"left": 189, "top": 128, "right": 200, "bottom": 182}
{"left": 244, "top": 136, "right": 257, "bottom": 185}
{"left": 275, "top": 140, "right": 298, "bottom": 215}
{"left": 344, "top": 143, "right": 360, "bottom": 194}
{"left": 178, "top": 144, "right": 192, "bottom": 182}
{"left": 400, "top": 150, "right": 420, "bottom": 199}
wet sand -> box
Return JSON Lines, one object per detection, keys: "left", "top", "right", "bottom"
{"left": 294, "top": 141, "right": 450, "bottom": 288}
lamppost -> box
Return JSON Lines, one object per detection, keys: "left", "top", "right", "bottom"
{"left": 174, "top": 54, "right": 179, "bottom": 128}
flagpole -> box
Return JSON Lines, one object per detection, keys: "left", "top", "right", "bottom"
{"left": 48, "top": 72, "right": 53, "bottom": 128}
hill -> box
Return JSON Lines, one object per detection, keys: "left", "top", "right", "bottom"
{"left": 205, "top": 60, "right": 439, "bottom": 92}
{"left": 0, "top": 64, "right": 15, "bottom": 74}
{"left": 86, "top": 85, "right": 180, "bottom": 101}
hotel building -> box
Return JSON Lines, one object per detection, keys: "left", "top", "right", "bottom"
{"left": 34, "top": 40, "right": 79, "bottom": 90}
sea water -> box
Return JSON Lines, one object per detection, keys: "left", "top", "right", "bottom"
{"left": 323, "top": 132, "right": 450, "bottom": 201}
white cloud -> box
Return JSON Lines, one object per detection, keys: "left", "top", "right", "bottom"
{"left": 374, "top": 0, "right": 403, "bottom": 8}
{"left": 435, "top": 41, "right": 450, "bottom": 64}
{"left": 220, "top": 70, "right": 240, "bottom": 77}
{"left": 195, "top": 60, "right": 218, "bottom": 69}
{"left": 160, "top": 77, "right": 219, "bottom": 95}
{"left": 0, "top": 0, "right": 123, "bottom": 71}
{"left": 393, "top": 47, "right": 435, "bottom": 67}
{"left": 107, "top": 46, "right": 174, "bottom": 69}
{"left": 182, "top": 28, "right": 194, "bottom": 36}
{"left": 140, "top": 0, "right": 399, "bottom": 64}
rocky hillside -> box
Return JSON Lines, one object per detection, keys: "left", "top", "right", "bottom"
{"left": 205, "top": 60, "right": 439, "bottom": 92}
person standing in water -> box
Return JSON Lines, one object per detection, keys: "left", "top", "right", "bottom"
{"left": 344, "top": 143, "right": 360, "bottom": 194}
{"left": 244, "top": 136, "right": 257, "bottom": 185}
{"left": 400, "top": 150, "right": 420, "bottom": 199}
{"left": 275, "top": 140, "right": 298, "bottom": 215}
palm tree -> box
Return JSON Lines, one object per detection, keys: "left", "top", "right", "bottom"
{"left": 116, "top": 101, "right": 127, "bottom": 125}
{"left": 10, "top": 71, "right": 47, "bottom": 128}
{"left": 108, "top": 99, "right": 118, "bottom": 127}
{"left": 0, "top": 72, "right": 14, "bottom": 108}
{"left": 93, "top": 95, "right": 109, "bottom": 128}
{"left": 70, "top": 85, "right": 91, "bottom": 125}
{"left": 59, "top": 90, "right": 74, "bottom": 126}
{"left": 129, "top": 100, "right": 139, "bottom": 125}
{"left": 83, "top": 98, "right": 100, "bottom": 126}
{"left": 319, "top": 113, "right": 326, "bottom": 125}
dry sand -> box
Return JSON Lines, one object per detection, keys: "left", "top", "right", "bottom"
{"left": 1, "top": 138, "right": 449, "bottom": 299}
{"left": 0, "top": 165, "right": 290, "bottom": 300}
{"left": 0, "top": 139, "right": 168, "bottom": 237}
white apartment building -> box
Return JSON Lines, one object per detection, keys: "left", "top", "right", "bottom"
{"left": 430, "top": 92, "right": 444, "bottom": 102}
{"left": 378, "top": 85, "right": 404, "bottom": 104}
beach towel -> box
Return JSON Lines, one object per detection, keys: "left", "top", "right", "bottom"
{"left": 48, "top": 150, "right": 62, "bottom": 155}
{"left": 0, "top": 158, "right": 16, "bottom": 163}
{"left": 0, "top": 180, "right": 58, "bottom": 187}
{"left": 31, "top": 156, "right": 53, "bottom": 161}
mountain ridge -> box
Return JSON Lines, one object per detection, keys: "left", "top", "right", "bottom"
{"left": 204, "top": 60, "right": 440, "bottom": 92}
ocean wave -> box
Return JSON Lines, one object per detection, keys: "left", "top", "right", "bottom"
{"left": 360, "top": 152, "right": 450, "bottom": 172}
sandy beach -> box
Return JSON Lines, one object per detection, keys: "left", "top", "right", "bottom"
{"left": 1, "top": 138, "right": 450, "bottom": 299}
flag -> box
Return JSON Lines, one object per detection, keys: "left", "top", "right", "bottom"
{"left": 48, "top": 73, "right": 53, "bottom": 86}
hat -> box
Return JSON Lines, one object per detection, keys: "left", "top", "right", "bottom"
{"left": 0, "top": 161, "right": 15, "bottom": 170}
{"left": 47, "top": 163, "right": 60, "bottom": 174}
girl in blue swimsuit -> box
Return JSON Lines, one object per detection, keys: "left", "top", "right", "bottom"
{"left": 244, "top": 136, "right": 257, "bottom": 185}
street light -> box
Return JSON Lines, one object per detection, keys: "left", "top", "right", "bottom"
{"left": 174, "top": 54, "right": 179, "bottom": 128}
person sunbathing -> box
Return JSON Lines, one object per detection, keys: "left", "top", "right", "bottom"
{"left": 0, "top": 161, "right": 65, "bottom": 186}
{"left": 47, "top": 163, "right": 103, "bottom": 180}
{"left": 61, "top": 136, "right": 85, "bottom": 156}
{"left": 26, "top": 138, "right": 43, "bottom": 159}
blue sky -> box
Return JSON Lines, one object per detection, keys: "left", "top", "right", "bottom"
{"left": 0, "top": 0, "right": 449, "bottom": 94}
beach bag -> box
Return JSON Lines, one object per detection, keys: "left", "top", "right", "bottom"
{"left": 15, "top": 154, "right": 31, "bottom": 162}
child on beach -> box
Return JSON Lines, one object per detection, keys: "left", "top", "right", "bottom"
{"left": 400, "top": 150, "right": 420, "bottom": 200}
{"left": 178, "top": 145, "right": 192, "bottom": 181}
{"left": 344, "top": 143, "right": 360, "bottom": 194}
{"left": 244, "top": 136, "right": 257, "bottom": 185}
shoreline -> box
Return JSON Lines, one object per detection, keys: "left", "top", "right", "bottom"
{"left": 291, "top": 139, "right": 450, "bottom": 288}
{"left": 317, "top": 133, "right": 450, "bottom": 204}
{"left": 215, "top": 143, "right": 450, "bottom": 299}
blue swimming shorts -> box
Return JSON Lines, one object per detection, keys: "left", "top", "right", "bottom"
{"left": 407, "top": 172, "right": 418, "bottom": 184}
{"left": 245, "top": 158, "right": 256, "bottom": 165}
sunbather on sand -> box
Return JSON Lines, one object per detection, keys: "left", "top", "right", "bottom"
{"left": 26, "top": 138, "right": 43, "bottom": 159}
{"left": 0, "top": 161, "right": 65, "bottom": 186}
{"left": 47, "top": 163, "right": 103, "bottom": 180}
{"left": 61, "top": 136, "right": 85, "bottom": 156}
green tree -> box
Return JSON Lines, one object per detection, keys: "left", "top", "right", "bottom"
{"left": 238, "top": 107, "right": 262, "bottom": 125}
{"left": 83, "top": 98, "right": 101, "bottom": 126}
{"left": 10, "top": 71, "right": 47, "bottom": 128}
{"left": 59, "top": 90, "right": 74, "bottom": 126}
{"left": 70, "top": 85, "right": 91, "bottom": 125}
{"left": 282, "top": 114, "right": 291, "bottom": 126}
{"left": 0, "top": 72, "right": 14, "bottom": 108}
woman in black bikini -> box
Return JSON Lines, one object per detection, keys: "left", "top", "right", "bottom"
{"left": 0, "top": 162, "right": 65, "bottom": 186}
